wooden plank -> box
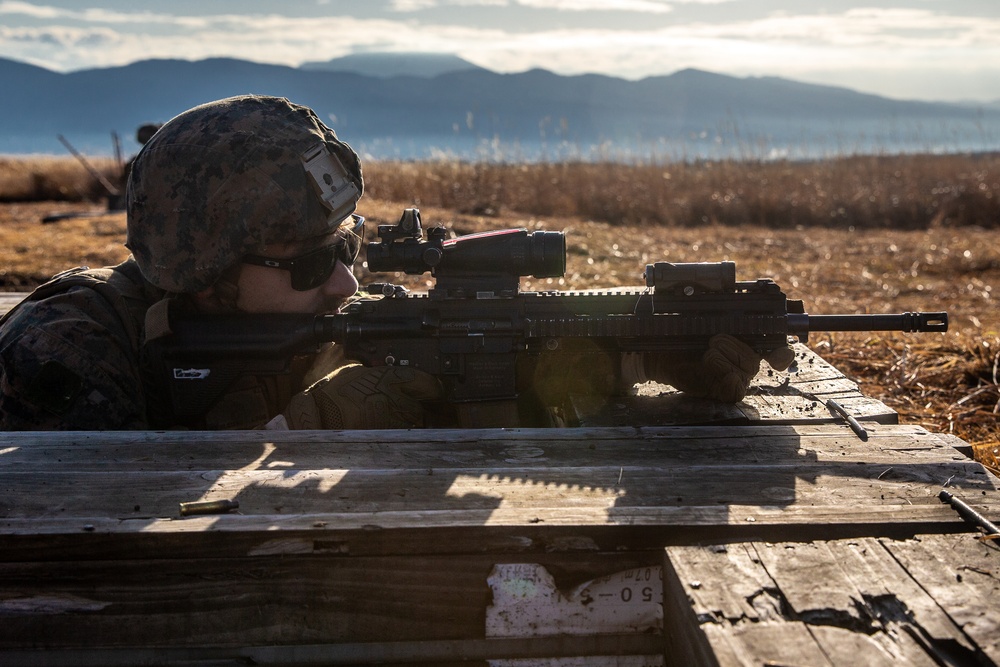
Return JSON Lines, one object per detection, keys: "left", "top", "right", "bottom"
{"left": 577, "top": 343, "right": 898, "bottom": 426}
{"left": 700, "top": 622, "right": 936, "bottom": 667}
{"left": 1, "top": 502, "right": 992, "bottom": 544}
{"left": 1, "top": 460, "right": 991, "bottom": 519}
{"left": 0, "top": 635, "right": 665, "bottom": 667}
{"left": 0, "top": 425, "right": 995, "bottom": 563}
{"left": 0, "top": 423, "right": 960, "bottom": 471}
{"left": 0, "top": 555, "right": 490, "bottom": 647}
{"left": 0, "top": 427, "right": 988, "bottom": 524}
{"left": 746, "top": 392, "right": 895, "bottom": 424}
{"left": 576, "top": 390, "right": 895, "bottom": 427}
{"left": 883, "top": 533, "right": 1000, "bottom": 665}
{"left": 663, "top": 534, "right": 999, "bottom": 666}
{"left": 0, "top": 551, "right": 662, "bottom": 652}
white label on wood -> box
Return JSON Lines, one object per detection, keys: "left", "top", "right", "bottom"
{"left": 486, "top": 563, "right": 663, "bottom": 666}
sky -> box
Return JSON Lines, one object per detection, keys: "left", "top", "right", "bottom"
{"left": 1, "top": 1, "right": 998, "bottom": 103}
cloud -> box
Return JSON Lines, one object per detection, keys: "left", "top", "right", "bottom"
{"left": 514, "top": 0, "right": 673, "bottom": 13}
{"left": 1, "top": 25, "right": 120, "bottom": 50}
{"left": 389, "top": 0, "right": 678, "bottom": 11}
{"left": 389, "top": 0, "right": 728, "bottom": 7}
{"left": 390, "top": 0, "right": 503, "bottom": 9}
{"left": 0, "top": 9, "right": 511, "bottom": 73}
{"left": 0, "top": 1, "right": 61, "bottom": 18}
{"left": 702, "top": 8, "right": 1000, "bottom": 49}
{"left": 0, "top": 3, "right": 998, "bottom": 101}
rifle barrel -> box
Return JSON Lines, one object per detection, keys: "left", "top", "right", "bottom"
{"left": 788, "top": 311, "right": 948, "bottom": 334}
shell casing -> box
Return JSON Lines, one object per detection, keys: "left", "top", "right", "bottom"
{"left": 178, "top": 499, "right": 239, "bottom": 516}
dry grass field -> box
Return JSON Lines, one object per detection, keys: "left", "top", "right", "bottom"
{"left": 0, "top": 154, "right": 997, "bottom": 470}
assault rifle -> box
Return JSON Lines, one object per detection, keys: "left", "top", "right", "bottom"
{"left": 159, "top": 208, "right": 948, "bottom": 427}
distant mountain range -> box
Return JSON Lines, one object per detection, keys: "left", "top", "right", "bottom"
{"left": 300, "top": 52, "right": 484, "bottom": 78}
{"left": 2, "top": 53, "right": 998, "bottom": 160}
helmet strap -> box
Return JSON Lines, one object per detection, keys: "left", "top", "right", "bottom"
{"left": 213, "top": 266, "right": 242, "bottom": 312}
{"left": 190, "top": 265, "right": 242, "bottom": 313}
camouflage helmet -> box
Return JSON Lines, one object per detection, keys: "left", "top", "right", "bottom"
{"left": 125, "top": 95, "right": 363, "bottom": 293}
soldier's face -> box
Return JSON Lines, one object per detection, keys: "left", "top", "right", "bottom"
{"left": 234, "top": 234, "right": 359, "bottom": 315}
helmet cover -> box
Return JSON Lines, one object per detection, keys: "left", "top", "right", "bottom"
{"left": 126, "top": 95, "right": 363, "bottom": 293}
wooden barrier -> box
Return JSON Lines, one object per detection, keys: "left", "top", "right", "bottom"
{"left": 663, "top": 534, "right": 1000, "bottom": 666}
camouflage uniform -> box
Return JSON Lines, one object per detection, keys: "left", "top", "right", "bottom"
{"left": 0, "top": 95, "right": 363, "bottom": 430}
{"left": 0, "top": 259, "right": 321, "bottom": 430}
{"left": 0, "top": 261, "right": 158, "bottom": 429}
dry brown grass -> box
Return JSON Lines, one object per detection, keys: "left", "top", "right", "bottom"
{"left": 365, "top": 152, "right": 1000, "bottom": 229}
{"left": 0, "top": 156, "right": 997, "bottom": 467}
{"left": 0, "top": 156, "right": 122, "bottom": 202}
{"left": 818, "top": 333, "right": 999, "bottom": 472}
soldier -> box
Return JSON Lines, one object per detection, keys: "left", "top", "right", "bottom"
{"left": 135, "top": 123, "right": 162, "bottom": 146}
{"left": 0, "top": 95, "right": 442, "bottom": 430}
{"left": 0, "top": 95, "right": 791, "bottom": 431}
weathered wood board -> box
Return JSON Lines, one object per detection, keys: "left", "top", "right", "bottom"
{"left": 0, "top": 423, "right": 997, "bottom": 664}
{"left": 663, "top": 533, "right": 1000, "bottom": 666}
{"left": 1, "top": 424, "right": 990, "bottom": 548}
{"left": 576, "top": 345, "right": 897, "bottom": 426}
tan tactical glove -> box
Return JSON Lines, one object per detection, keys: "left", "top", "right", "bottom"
{"left": 523, "top": 348, "right": 618, "bottom": 406}
{"left": 301, "top": 342, "right": 349, "bottom": 387}
{"left": 625, "top": 335, "right": 796, "bottom": 403}
{"left": 281, "top": 364, "right": 443, "bottom": 429}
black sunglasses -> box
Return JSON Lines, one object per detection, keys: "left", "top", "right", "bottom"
{"left": 243, "top": 215, "right": 365, "bottom": 291}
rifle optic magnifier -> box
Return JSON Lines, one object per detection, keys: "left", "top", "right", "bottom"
{"left": 366, "top": 208, "right": 565, "bottom": 281}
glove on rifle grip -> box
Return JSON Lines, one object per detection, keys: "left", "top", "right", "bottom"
{"left": 639, "top": 334, "right": 794, "bottom": 403}
{"left": 283, "top": 364, "right": 443, "bottom": 430}
{"left": 764, "top": 344, "right": 796, "bottom": 372}
{"left": 703, "top": 334, "right": 769, "bottom": 403}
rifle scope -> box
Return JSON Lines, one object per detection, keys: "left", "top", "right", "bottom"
{"left": 368, "top": 226, "right": 566, "bottom": 279}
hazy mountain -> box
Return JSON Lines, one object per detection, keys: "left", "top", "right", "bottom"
{"left": 1, "top": 56, "right": 997, "bottom": 160}
{"left": 300, "top": 52, "right": 484, "bottom": 78}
